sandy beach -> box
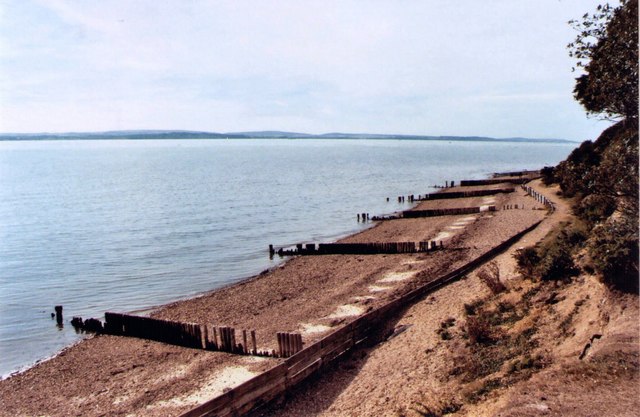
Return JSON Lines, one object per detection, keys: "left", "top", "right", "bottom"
{"left": 0, "top": 179, "right": 548, "bottom": 417}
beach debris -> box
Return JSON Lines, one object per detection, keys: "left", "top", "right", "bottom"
{"left": 387, "top": 323, "right": 413, "bottom": 340}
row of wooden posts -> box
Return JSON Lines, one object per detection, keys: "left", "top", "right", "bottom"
{"left": 357, "top": 213, "right": 370, "bottom": 222}
{"left": 417, "top": 187, "right": 514, "bottom": 201}
{"left": 402, "top": 206, "right": 494, "bottom": 218}
{"left": 492, "top": 169, "right": 540, "bottom": 178}
{"left": 385, "top": 180, "right": 463, "bottom": 203}
{"left": 371, "top": 205, "right": 494, "bottom": 221}
{"left": 459, "top": 177, "right": 529, "bottom": 186}
{"left": 366, "top": 185, "right": 517, "bottom": 224}
{"left": 271, "top": 240, "right": 443, "bottom": 257}
{"left": 522, "top": 185, "right": 555, "bottom": 212}
{"left": 71, "top": 312, "right": 304, "bottom": 358}
{"left": 277, "top": 332, "right": 303, "bottom": 358}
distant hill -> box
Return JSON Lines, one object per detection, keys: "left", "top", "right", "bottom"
{"left": 0, "top": 130, "right": 574, "bottom": 143}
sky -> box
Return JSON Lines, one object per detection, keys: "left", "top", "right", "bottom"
{"left": 0, "top": 0, "right": 616, "bottom": 140}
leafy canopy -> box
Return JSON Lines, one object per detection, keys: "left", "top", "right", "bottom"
{"left": 568, "top": 0, "right": 638, "bottom": 120}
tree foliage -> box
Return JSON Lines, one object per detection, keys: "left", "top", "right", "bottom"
{"left": 568, "top": 0, "right": 638, "bottom": 120}
{"left": 553, "top": 120, "right": 638, "bottom": 289}
{"left": 536, "top": 1, "right": 640, "bottom": 292}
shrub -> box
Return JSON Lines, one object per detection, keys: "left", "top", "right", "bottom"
{"left": 437, "top": 317, "right": 456, "bottom": 340}
{"left": 514, "top": 247, "right": 540, "bottom": 278}
{"left": 555, "top": 140, "right": 600, "bottom": 197}
{"left": 576, "top": 194, "right": 617, "bottom": 225}
{"left": 540, "top": 166, "right": 556, "bottom": 185}
{"left": 466, "top": 316, "right": 496, "bottom": 345}
{"left": 536, "top": 237, "right": 577, "bottom": 280}
{"left": 516, "top": 224, "right": 582, "bottom": 281}
{"left": 587, "top": 216, "right": 639, "bottom": 291}
{"left": 464, "top": 300, "right": 483, "bottom": 316}
{"left": 477, "top": 261, "right": 506, "bottom": 294}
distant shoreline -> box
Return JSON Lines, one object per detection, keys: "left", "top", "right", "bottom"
{"left": 0, "top": 131, "right": 575, "bottom": 144}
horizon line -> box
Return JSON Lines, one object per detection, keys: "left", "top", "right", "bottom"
{"left": 0, "top": 129, "right": 576, "bottom": 142}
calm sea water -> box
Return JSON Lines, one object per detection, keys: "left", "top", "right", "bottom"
{"left": 0, "top": 138, "right": 575, "bottom": 377}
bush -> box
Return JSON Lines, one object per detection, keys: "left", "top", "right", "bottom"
{"left": 555, "top": 140, "right": 600, "bottom": 197}
{"left": 540, "top": 166, "right": 556, "bottom": 185}
{"left": 515, "top": 224, "right": 583, "bottom": 281}
{"left": 464, "top": 300, "right": 483, "bottom": 316}
{"left": 536, "top": 237, "right": 577, "bottom": 281}
{"left": 477, "top": 261, "right": 506, "bottom": 294}
{"left": 514, "top": 247, "right": 540, "bottom": 278}
{"left": 588, "top": 215, "right": 639, "bottom": 291}
{"left": 576, "top": 194, "right": 617, "bottom": 225}
{"left": 466, "top": 316, "right": 497, "bottom": 345}
{"left": 437, "top": 317, "right": 456, "bottom": 340}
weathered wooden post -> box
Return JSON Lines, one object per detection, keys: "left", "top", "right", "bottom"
{"left": 213, "top": 326, "right": 219, "bottom": 350}
{"left": 230, "top": 328, "right": 237, "bottom": 352}
{"left": 277, "top": 332, "right": 283, "bottom": 357}
{"left": 220, "top": 327, "right": 227, "bottom": 351}
{"left": 200, "top": 324, "right": 206, "bottom": 349}
{"left": 251, "top": 330, "right": 257, "bottom": 354}
{"left": 54, "top": 305, "right": 63, "bottom": 326}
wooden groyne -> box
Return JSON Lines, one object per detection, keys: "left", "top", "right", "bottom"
{"left": 273, "top": 241, "right": 443, "bottom": 257}
{"left": 402, "top": 206, "right": 495, "bottom": 218}
{"left": 459, "top": 177, "right": 529, "bottom": 186}
{"left": 492, "top": 169, "right": 540, "bottom": 178}
{"left": 370, "top": 205, "right": 496, "bottom": 222}
{"left": 104, "top": 312, "right": 205, "bottom": 349}
{"left": 417, "top": 187, "right": 514, "bottom": 201}
{"left": 180, "top": 219, "right": 544, "bottom": 417}
{"left": 72, "top": 312, "right": 304, "bottom": 358}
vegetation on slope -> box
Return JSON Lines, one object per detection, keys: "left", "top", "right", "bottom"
{"left": 524, "top": 0, "right": 638, "bottom": 292}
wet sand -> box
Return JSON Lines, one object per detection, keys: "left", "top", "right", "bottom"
{"left": 0, "top": 180, "right": 547, "bottom": 417}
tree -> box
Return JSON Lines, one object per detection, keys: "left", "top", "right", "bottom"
{"left": 568, "top": 0, "right": 638, "bottom": 120}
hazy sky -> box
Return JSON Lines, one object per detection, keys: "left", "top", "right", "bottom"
{"left": 0, "top": 1, "right": 615, "bottom": 140}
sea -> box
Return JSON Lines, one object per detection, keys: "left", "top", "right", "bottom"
{"left": 0, "top": 138, "right": 576, "bottom": 378}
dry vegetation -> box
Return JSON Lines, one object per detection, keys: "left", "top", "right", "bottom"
{"left": 394, "top": 260, "right": 638, "bottom": 417}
